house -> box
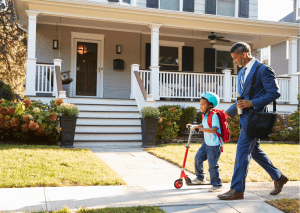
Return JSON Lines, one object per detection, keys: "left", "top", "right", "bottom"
{"left": 261, "top": 0, "right": 300, "bottom": 93}
{"left": 12, "top": 0, "right": 299, "bottom": 142}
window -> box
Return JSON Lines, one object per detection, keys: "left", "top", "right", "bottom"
{"left": 216, "top": 50, "right": 234, "bottom": 73}
{"left": 147, "top": 0, "right": 194, "bottom": 12}
{"left": 297, "top": 0, "right": 300, "bottom": 20}
{"left": 217, "top": 0, "right": 235, "bottom": 17}
{"left": 159, "top": 46, "right": 179, "bottom": 71}
{"left": 108, "top": 0, "right": 131, "bottom": 5}
{"left": 260, "top": 46, "right": 270, "bottom": 65}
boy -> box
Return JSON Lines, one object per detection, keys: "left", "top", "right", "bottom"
{"left": 186, "top": 92, "right": 223, "bottom": 192}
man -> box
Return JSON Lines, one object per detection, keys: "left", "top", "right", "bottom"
{"left": 218, "top": 42, "right": 289, "bottom": 200}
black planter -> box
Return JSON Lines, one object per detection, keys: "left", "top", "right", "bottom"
{"left": 60, "top": 115, "right": 78, "bottom": 148}
{"left": 140, "top": 117, "right": 159, "bottom": 148}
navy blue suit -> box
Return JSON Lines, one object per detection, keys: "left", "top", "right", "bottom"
{"left": 225, "top": 59, "right": 282, "bottom": 192}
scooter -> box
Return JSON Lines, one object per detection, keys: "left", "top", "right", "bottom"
{"left": 174, "top": 125, "right": 210, "bottom": 189}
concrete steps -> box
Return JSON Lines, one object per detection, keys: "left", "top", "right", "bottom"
{"left": 66, "top": 98, "right": 142, "bottom": 143}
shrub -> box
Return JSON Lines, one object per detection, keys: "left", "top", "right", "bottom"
{"left": 0, "top": 98, "right": 62, "bottom": 145}
{"left": 0, "top": 80, "right": 13, "bottom": 101}
{"left": 157, "top": 105, "right": 182, "bottom": 140}
{"left": 141, "top": 106, "right": 160, "bottom": 118}
{"left": 228, "top": 115, "right": 240, "bottom": 143}
{"left": 196, "top": 111, "right": 203, "bottom": 125}
{"left": 178, "top": 107, "right": 197, "bottom": 135}
{"left": 58, "top": 103, "right": 79, "bottom": 116}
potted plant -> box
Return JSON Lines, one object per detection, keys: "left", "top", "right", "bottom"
{"left": 57, "top": 100, "right": 79, "bottom": 148}
{"left": 140, "top": 106, "right": 160, "bottom": 148}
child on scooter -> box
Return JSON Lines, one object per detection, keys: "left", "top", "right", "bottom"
{"left": 186, "top": 92, "right": 223, "bottom": 192}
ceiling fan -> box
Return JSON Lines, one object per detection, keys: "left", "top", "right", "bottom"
{"left": 208, "top": 32, "right": 231, "bottom": 45}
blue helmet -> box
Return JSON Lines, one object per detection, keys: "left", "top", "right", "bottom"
{"left": 201, "top": 92, "right": 220, "bottom": 108}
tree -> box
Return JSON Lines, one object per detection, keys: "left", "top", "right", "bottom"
{"left": 0, "top": 0, "right": 27, "bottom": 97}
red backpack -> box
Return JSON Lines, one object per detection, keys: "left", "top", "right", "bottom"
{"left": 202, "top": 109, "right": 230, "bottom": 152}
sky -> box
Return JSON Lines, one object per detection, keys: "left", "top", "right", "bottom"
{"left": 258, "top": 0, "right": 294, "bottom": 21}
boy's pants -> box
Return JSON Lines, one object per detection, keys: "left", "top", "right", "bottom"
{"left": 195, "top": 142, "right": 222, "bottom": 187}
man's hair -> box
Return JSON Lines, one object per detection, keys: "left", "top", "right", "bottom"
{"left": 230, "top": 42, "right": 252, "bottom": 57}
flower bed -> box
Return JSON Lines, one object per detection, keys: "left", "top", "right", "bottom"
{"left": 0, "top": 98, "right": 63, "bottom": 145}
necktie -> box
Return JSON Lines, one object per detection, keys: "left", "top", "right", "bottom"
{"left": 239, "top": 67, "right": 247, "bottom": 92}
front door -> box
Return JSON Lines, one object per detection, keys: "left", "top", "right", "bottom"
{"left": 73, "top": 39, "right": 102, "bottom": 97}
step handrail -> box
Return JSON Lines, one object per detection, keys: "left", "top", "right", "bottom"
{"left": 134, "top": 71, "right": 147, "bottom": 101}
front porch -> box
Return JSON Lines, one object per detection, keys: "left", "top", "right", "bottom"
{"left": 18, "top": 1, "right": 298, "bottom": 113}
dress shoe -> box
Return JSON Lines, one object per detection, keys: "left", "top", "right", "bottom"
{"left": 217, "top": 189, "right": 244, "bottom": 200}
{"left": 270, "top": 174, "right": 289, "bottom": 195}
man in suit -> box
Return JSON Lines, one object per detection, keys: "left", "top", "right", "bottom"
{"left": 218, "top": 42, "right": 289, "bottom": 200}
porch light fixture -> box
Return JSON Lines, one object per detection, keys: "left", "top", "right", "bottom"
{"left": 53, "top": 40, "right": 58, "bottom": 49}
{"left": 209, "top": 39, "right": 216, "bottom": 45}
{"left": 116, "top": 45, "right": 122, "bottom": 54}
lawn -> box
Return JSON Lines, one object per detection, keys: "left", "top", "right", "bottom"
{"left": 0, "top": 144, "right": 126, "bottom": 188}
{"left": 266, "top": 198, "right": 300, "bottom": 213}
{"left": 146, "top": 143, "right": 300, "bottom": 182}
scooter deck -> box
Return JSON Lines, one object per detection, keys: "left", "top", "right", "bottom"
{"left": 186, "top": 182, "right": 211, "bottom": 185}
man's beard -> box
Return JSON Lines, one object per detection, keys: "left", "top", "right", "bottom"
{"left": 237, "top": 59, "right": 245, "bottom": 67}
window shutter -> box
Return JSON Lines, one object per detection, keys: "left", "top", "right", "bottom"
{"left": 238, "top": 0, "right": 249, "bottom": 18}
{"left": 183, "top": 0, "right": 194, "bottom": 12}
{"left": 182, "top": 46, "right": 194, "bottom": 71}
{"left": 205, "top": 0, "right": 216, "bottom": 15}
{"left": 204, "top": 48, "right": 216, "bottom": 73}
{"left": 147, "top": 0, "right": 159, "bottom": 8}
{"left": 145, "top": 43, "right": 151, "bottom": 69}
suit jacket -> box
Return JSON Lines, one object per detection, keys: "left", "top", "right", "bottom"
{"left": 225, "top": 59, "right": 280, "bottom": 128}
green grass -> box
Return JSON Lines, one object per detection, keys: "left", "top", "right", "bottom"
{"left": 0, "top": 144, "right": 126, "bottom": 188}
{"left": 146, "top": 143, "right": 300, "bottom": 182}
{"left": 266, "top": 199, "right": 300, "bottom": 213}
{"left": 32, "top": 206, "right": 165, "bottom": 213}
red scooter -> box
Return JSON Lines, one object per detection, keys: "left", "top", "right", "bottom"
{"left": 174, "top": 125, "right": 210, "bottom": 189}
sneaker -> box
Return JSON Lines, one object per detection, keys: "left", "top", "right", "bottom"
{"left": 208, "top": 186, "right": 223, "bottom": 192}
{"left": 191, "top": 178, "right": 206, "bottom": 184}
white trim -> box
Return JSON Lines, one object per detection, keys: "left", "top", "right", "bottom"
{"left": 286, "top": 40, "right": 289, "bottom": 60}
{"left": 70, "top": 32, "right": 104, "bottom": 98}
{"left": 107, "top": 0, "right": 136, "bottom": 7}
{"left": 268, "top": 45, "right": 271, "bottom": 66}
{"left": 296, "top": 0, "right": 300, "bottom": 21}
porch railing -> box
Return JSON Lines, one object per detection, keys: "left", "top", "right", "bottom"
{"left": 35, "top": 63, "right": 56, "bottom": 94}
{"left": 138, "top": 69, "right": 291, "bottom": 103}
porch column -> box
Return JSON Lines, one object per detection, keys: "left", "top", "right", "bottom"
{"left": 130, "top": 64, "right": 140, "bottom": 99}
{"left": 222, "top": 69, "right": 232, "bottom": 102}
{"left": 288, "top": 38, "right": 298, "bottom": 105}
{"left": 149, "top": 24, "right": 162, "bottom": 100}
{"left": 25, "top": 11, "right": 39, "bottom": 96}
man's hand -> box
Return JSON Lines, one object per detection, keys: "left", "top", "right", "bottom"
{"left": 237, "top": 100, "right": 253, "bottom": 109}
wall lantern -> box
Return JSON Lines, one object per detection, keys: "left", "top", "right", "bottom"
{"left": 116, "top": 45, "right": 122, "bottom": 54}
{"left": 53, "top": 40, "right": 59, "bottom": 49}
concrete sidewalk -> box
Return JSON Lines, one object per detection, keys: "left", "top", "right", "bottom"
{"left": 0, "top": 142, "right": 297, "bottom": 212}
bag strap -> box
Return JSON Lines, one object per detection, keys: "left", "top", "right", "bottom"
{"left": 249, "top": 63, "right": 277, "bottom": 113}
{"left": 207, "top": 111, "right": 213, "bottom": 128}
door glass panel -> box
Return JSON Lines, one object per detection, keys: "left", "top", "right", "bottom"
{"left": 160, "top": 0, "right": 179, "bottom": 11}
{"left": 76, "top": 42, "right": 98, "bottom": 96}
{"left": 217, "top": 0, "right": 235, "bottom": 17}
{"left": 159, "top": 46, "right": 179, "bottom": 71}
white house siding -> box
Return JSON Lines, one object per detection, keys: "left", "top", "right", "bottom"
{"left": 35, "top": 24, "right": 141, "bottom": 99}
{"left": 194, "top": 0, "right": 205, "bottom": 14}
{"left": 249, "top": 0, "right": 258, "bottom": 19}
{"left": 270, "top": 42, "right": 288, "bottom": 76}
{"left": 136, "top": 0, "right": 146, "bottom": 8}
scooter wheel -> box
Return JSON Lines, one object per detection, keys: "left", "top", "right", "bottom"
{"left": 174, "top": 179, "right": 183, "bottom": 189}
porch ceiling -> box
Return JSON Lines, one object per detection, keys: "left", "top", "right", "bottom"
{"left": 14, "top": 0, "right": 300, "bottom": 49}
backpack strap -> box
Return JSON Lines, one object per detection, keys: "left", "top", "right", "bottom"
{"left": 207, "top": 111, "right": 223, "bottom": 152}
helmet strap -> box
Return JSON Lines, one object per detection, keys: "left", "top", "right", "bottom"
{"left": 204, "top": 106, "right": 213, "bottom": 115}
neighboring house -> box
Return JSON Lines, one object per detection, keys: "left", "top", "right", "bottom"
{"left": 265, "top": 0, "right": 300, "bottom": 94}
{"left": 12, "top": 0, "right": 299, "bottom": 142}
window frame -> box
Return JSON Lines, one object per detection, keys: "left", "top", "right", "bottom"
{"left": 296, "top": 0, "right": 300, "bottom": 20}
{"left": 159, "top": 40, "right": 184, "bottom": 71}
{"left": 108, "top": 0, "right": 135, "bottom": 6}
{"left": 216, "top": 0, "right": 239, "bottom": 18}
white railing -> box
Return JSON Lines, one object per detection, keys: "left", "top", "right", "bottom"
{"left": 35, "top": 64, "right": 56, "bottom": 94}
{"left": 231, "top": 75, "right": 238, "bottom": 100}
{"left": 277, "top": 77, "right": 290, "bottom": 102}
{"left": 138, "top": 70, "right": 151, "bottom": 94}
{"left": 159, "top": 72, "right": 224, "bottom": 99}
